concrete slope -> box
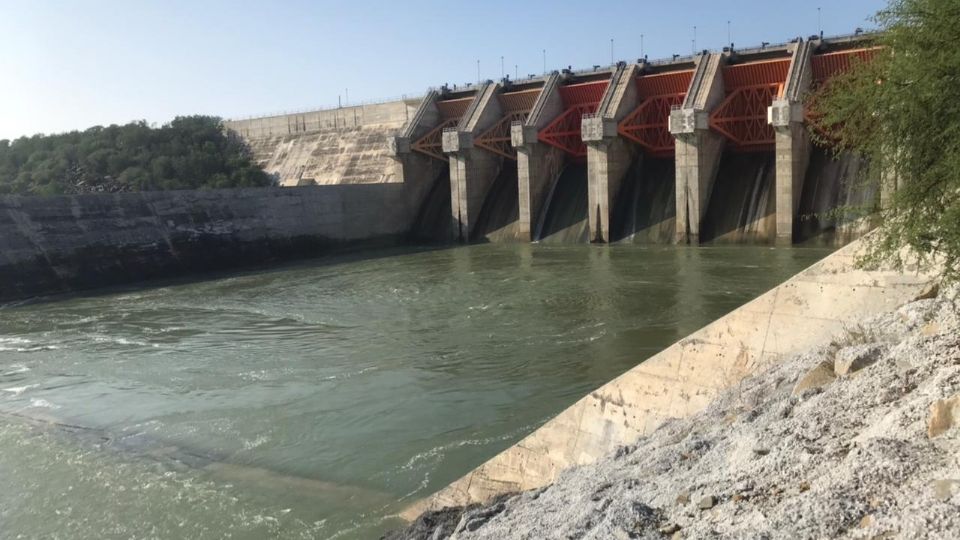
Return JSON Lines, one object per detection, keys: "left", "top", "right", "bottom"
{"left": 402, "top": 237, "right": 938, "bottom": 519}
{"left": 225, "top": 100, "right": 419, "bottom": 186}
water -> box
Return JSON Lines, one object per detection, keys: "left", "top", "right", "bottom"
{"left": 0, "top": 243, "right": 831, "bottom": 538}
{"left": 537, "top": 164, "right": 589, "bottom": 243}
{"left": 702, "top": 152, "right": 776, "bottom": 244}
{"left": 796, "top": 146, "right": 878, "bottom": 245}
{"left": 472, "top": 166, "right": 521, "bottom": 243}
{"left": 409, "top": 165, "right": 451, "bottom": 243}
{"left": 612, "top": 157, "right": 677, "bottom": 243}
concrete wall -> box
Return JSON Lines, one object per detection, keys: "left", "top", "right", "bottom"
{"left": 224, "top": 100, "right": 420, "bottom": 187}
{"left": 403, "top": 237, "right": 937, "bottom": 519}
{"left": 0, "top": 183, "right": 429, "bottom": 303}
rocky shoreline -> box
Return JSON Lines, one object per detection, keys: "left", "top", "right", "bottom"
{"left": 388, "top": 284, "right": 960, "bottom": 539}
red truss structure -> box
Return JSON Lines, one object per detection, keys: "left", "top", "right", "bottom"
{"left": 709, "top": 58, "right": 790, "bottom": 150}
{"left": 811, "top": 47, "right": 882, "bottom": 85}
{"left": 474, "top": 88, "right": 540, "bottom": 160}
{"left": 805, "top": 47, "right": 883, "bottom": 137}
{"left": 411, "top": 118, "right": 459, "bottom": 160}
{"left": 618, "top": 70, "right": 693, "bottom": 156}
{"left": 412, "top": 96, "right": 474, "bottom": 161}
{"left": 475, "top": 111, "right": 528, "bottom": 159}
{"left": 538, "top": 80, "right": 610, "bottom": 158}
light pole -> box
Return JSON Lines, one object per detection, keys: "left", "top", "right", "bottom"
{"left": 501, "top": 56, "right": 505, "bottom": 78}
{"left": 477, "top": 59, "right": 480, "bottom": 84}
{"left": 542, "top": 49, "right": 546, "bottom": 75}
{"left": 610, "top": 38, "right": 614, "bottom": 64}
{"left": 641, "top": 34, "right": 644, "bottom": 59}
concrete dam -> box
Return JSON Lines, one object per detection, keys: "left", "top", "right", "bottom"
{"left": 226, "top": 33, "right": 879, "bottom": 248}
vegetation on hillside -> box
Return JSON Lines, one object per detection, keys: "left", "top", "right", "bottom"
{"left": 0, "top": 116, "right": 274, "bottom": 196}
{"left": 809, "top": 0, "right": 960, "bottom": 279}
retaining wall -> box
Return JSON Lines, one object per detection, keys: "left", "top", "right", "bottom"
{"left": 0, "top": 183, "right": 425, "bottom": 302}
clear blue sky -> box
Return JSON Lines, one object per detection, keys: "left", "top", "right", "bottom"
{"left": 0, "top": 0, "right": 886, "bottom": 140}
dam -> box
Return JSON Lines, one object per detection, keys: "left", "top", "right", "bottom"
{"left": 222, "top": 33, "right": 881, "bottom": 249}
{"left": 0, "top": 32, "right": 901, "bottom": 540}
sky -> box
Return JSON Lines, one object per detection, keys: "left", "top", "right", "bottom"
{"left": 0, "top": 0, "right": 887, "bottom": 140}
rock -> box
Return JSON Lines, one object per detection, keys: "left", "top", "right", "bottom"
{"left": 698, "top": 495, "right": 717, "bottom": 510}
{"left": 675, "top": 492, "right": 690, "bottom": 506}
{"left": 914, "top": 281, "right": 940, "bottom": 300}
{"left": 860, "top": 514, "right": 875, "bottom": 528}
{"left": 932, "top": 479, "right": 960, "bottom": 501}
{"left": 834, "top": 344, "right": 885, "bottom": 376}
{"left": 799, "top": 481, "right": 810, "bottom": 493}
{"left": 921, "top": 321, "right": 941, "bottom": 336}
{"left": 752, "top": 447, "right": 770, "bottom": 456}
{"left": 927, "top": 395, "right": 960, "bottom": 438}
{"left": 658, "top": 522, "right": 681, "bottom": 534}
{"left": 792, "top": 361, "right": 836, "bottom": 396}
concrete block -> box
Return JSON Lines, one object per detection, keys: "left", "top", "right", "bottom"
{"left": 442, "top": 130, "right": 473, "bottom": 153}
{"left": 581, "top": 115, "right": 618, "bottom": 142}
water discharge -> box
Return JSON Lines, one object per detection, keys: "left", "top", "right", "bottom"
{"left": 702, "top": 152, "right": 776, "bottom": 244}
{"left": 409, "top": 165, "right": 451, "bottom": 243}
{"left": 0, "top": 243, "right": 831, "bottom": 538}
{"left": 472, "top": 166, "right": 521, "bottom": 243}
{"left": 796, "top": 146, "right": 877, "bottom": 245}
{"left": 612, "top": 157, "right": 677, "bottom": 243}
{"left": 536, "top": 164, "right": 589, "bottom": 243}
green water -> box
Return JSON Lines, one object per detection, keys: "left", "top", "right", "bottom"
{"left": 0, "top": 244, "right": 831, "bottom": 538}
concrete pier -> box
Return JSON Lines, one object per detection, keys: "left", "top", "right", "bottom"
{"left": 512, "top": 74, "right": 566, "bottom": 241}
{"left": 388, "top": 91, "right": 450, "bottom": 225}
{"left": 443, "top": 82, "right": 504, "bottom": 241}
{"left": 582, "top": 63, "right": 640, "bottom": 243}
{"left": 670, "top": 53, "right": 726, "bottom": 244}
{"left": 770, "top": 41, "right": 815, "bottom": 245}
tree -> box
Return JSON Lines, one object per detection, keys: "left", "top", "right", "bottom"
{"left": 809, "top": 0, "right": 960, "bottom": 279}
{"left": 0, "top": 116, "right": 275, "bottom": 195}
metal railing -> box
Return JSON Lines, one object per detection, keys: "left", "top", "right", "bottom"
{"left": 226, "top": 31, "right": 880, "bottom": 125}
{"left": 225, "top": 93, "right": 424, "bottom": 122}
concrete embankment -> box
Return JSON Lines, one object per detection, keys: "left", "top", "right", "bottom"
{"left": 224, "top": 99, "right": 419, "bottom": 186}
{"left": 391, "top": 283, "right": 959, "bottom": 539}
{"left": 402, "top": 237, "right": 938, "bottom": 519}
{"left": 0, "top": 183, "right": 429, "bottom": 303}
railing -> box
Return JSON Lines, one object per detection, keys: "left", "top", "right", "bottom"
{"left": 225, "top": 93, "right": 424, "bottom": 122}
{"left": 227, "top": 33, "right": 879, "bottom": 124}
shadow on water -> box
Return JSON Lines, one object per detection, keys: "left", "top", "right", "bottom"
{"left": 796, "top": 145, "right": 877, "bottom": 246}
{"left": 409, "top": 165, "right": 451, "bottom": 244}
{"left": 611, "top": 157, "right": 676, "bottom": 243}
{"left": 536, "top": 163, "right": 589, "bottom": 243}
{"left": 471, "top": 165, "right": 521, "bottom": 243}
{"left": 701, "top": 151, "right": 776, "bottom": 244}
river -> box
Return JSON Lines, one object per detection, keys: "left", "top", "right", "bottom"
{"left": 0, "top": 243, "right": 831, "bottom": 538}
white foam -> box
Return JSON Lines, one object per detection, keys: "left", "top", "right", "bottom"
{"left": 2, "top": 384, "right": 38, "bottom": 396}
{"left": 242, "top": 435, "right": 270, "bottom": 450}
{"left": 28, "top": 398, "right": 58, "bottom": 409}
{"left": 2, "top": 364, "right": 30, "bottom": 375}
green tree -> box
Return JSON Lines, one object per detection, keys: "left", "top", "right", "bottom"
{"left": 0, "top": 116, "right": 274, "bottom": 195}
{"left": 809, "top": 0, "right": 960, "bottom": 279}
